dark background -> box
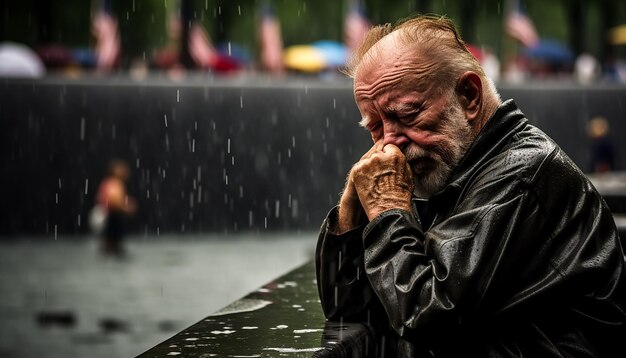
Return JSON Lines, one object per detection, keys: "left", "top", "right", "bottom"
{"left": 1, "top": 77, "right": 624, "bottom": 237}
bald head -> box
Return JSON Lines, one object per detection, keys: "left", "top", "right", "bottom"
{"left": 348, "top": 15, "right": 501, "bottom": 131}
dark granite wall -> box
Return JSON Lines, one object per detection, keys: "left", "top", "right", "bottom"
{"left": 1, "top": 78, "right": 624, "bottom": 236}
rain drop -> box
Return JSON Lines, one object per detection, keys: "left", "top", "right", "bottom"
{"left": 80, "top": 117, "right": 85, "bottom": 141}
{"left": 164, "top": 114, "right": 168, "bottom": 127}
{"left": 84, "top": 179, "right": 89, "bottom": 195}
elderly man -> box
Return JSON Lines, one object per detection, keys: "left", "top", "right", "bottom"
{"left": 315, "top": 15, "right": 626, "bottom": 356}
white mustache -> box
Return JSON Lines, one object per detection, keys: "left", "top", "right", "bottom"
{"left": 403, "top": 144, "right": 436, "bottom": 163}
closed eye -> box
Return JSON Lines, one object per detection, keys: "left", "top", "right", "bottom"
{"left": 388, "top": 112, "right": 417, "bottom": 125}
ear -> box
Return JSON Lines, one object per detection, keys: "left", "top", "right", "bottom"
{"left": 456, "top": 71, "right": 482, "bottom": 122}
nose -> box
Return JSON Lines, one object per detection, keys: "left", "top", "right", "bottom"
{"left": 382, "top": 120, "right": 409, "bottom": 149}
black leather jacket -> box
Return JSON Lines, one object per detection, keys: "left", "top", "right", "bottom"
{"left": 316, "top": 100, "right": 626, "bottom": 357}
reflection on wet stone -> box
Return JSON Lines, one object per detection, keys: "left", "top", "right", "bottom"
{"left": 36, "top": 310, "right": 77, "bottom": 328}
{"left": 138, "top": 261, "right": 375, "bottom": 357}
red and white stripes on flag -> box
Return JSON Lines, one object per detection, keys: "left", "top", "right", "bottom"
{"left": 344, "top": 0, "right": 370, "bottom": 53}
{"left": 92, "top": 10, "right": 120, "bottom": 70}
{"left": 505, "top": 5, "right": 539, "bottom": 48}
{"left": 259, "top": 3, "right": 284, "bottom": 74}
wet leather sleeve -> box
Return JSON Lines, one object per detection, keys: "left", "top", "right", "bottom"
{"left": 315, "top": 206, "right": 382, "bottom": 321}
{"left": 361, "top": 148, "right": 625, "bottom": 342}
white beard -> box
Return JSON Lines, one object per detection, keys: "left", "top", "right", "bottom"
{"left": 404, "top": 96, "right": 474, "bottom": 198}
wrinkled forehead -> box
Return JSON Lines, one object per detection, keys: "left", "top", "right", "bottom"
{"left": 354, "top": 31, "right": 438, "bottom": 95}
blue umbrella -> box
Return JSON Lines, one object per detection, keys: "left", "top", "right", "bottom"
{"left": 522, "top": 39, "right": 574, "bottom": 65}
{"left": 312, "top": 40, "right": 348, "bottom": 68}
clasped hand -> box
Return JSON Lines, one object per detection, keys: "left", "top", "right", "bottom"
{"left": 336, "top": 141, "right": 414, "bottom": 233}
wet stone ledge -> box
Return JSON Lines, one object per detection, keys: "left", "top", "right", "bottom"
{"left": 137, "top": 260, "right": 382, "bottom": 357}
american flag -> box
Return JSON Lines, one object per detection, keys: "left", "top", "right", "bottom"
{"left": 92, "top": 0, "right": 120, "bottom": 71}
{"left": 344, "top": 0, "right": 370, "bottom": 53}
{"left": 505, "top": 0, "right": 539, "bottom": 48}
{"left": 91, "top": 0, "right": 120, "bottom": 72}
{"left": 259, "top": 2, "right": 284, "bottom": 74}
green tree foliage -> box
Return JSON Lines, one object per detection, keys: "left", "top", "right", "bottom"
{"left": 1, "top": 0, "right": 625, "bottom": 68}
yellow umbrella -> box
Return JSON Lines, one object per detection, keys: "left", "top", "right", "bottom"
{"left": 609, "top": 25, "right": 626, "bottom": 45}
{"left": 283, "top": 45, "right": 326, "bottom": 73}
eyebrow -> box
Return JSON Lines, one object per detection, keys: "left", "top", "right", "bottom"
{"left": 383, "top": 102, "right": 420, "bottom": 114}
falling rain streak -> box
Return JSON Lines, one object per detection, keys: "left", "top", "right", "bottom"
{"left": 80, "top": 117, "right": 85, "bottom": 141}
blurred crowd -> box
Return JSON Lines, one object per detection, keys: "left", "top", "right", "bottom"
{"left": 1, "top": 0, "right": 626, "bottom": 83}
